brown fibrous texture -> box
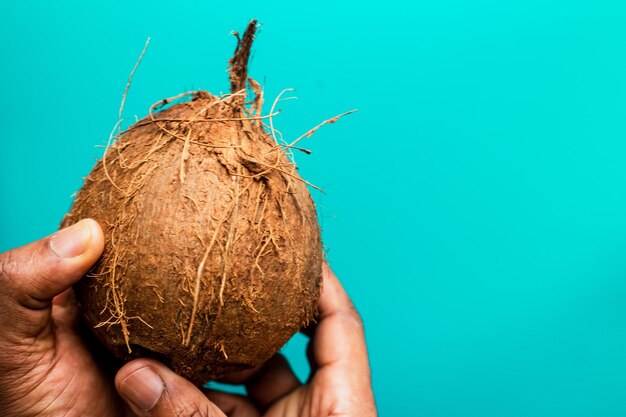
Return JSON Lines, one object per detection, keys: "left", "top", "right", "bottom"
{"left": 61, "top": 21, "right": 322, "bottom": 385}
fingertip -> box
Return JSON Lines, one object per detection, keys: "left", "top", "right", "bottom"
{"left": 115, "top": 358, "right": 172, "bottom": 392}
{"left": 115, "top": 359, "right": 150, "bottom": 389}
{"left": 0, "top": 219, "right": 106, "bottom": 313}
{"left": 82, "top": 218, "right": 105, "bottom": 259}
{"left": 50, "top": 218, "right": 104, "bottom": 261}
{"left": 322, "top": 261, "right": 334, "bottom": 281}
{"left": 115, "top": 359, "right": 165, "bottom": 412}
{"left": 321, "top": 262, "right": 344, "bottom": 295}
{"left": 56, "top": 219, "right": 105, "bottom": 279}
{"left": 116, "top": 359, "right": 227, "bottom": 417}
{"left": 319, "top": 262, "right": 353, "bottom": 317}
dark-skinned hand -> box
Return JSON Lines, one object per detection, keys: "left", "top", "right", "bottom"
{"left": 0, "top": 219, "right": 377, "bottom": 417}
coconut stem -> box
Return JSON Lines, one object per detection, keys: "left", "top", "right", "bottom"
{"left": 229, "top": 20, "right": 258, "bottom": 103}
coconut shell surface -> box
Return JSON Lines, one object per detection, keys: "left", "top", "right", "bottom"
{"left": 61, "top": 22, "right": 322, "bottom": 385}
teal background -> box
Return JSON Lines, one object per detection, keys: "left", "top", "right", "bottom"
{"left": 2, "top": 1, "right": 626, "bottom": 415}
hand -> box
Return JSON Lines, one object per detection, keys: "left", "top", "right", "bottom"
{"left": 0, "top": 219, "right": 130, "bottom": 416}
{"left": 0, "top": 220, "right": 376, "bottom": 416}
{"left": 114, "top": 264, "right": 378, "bottom": 417}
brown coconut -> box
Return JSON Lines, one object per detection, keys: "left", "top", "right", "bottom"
{"left": 61, "top": 21, "right": 323, "bottom": 385}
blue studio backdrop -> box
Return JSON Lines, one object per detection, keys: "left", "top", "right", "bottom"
{"left": 3, "top": 1, "right": 626, "bottom": 416}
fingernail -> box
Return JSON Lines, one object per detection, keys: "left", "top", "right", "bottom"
{"left": 119, "top": 366, "right": 165, "bottom": 411}
{"left": 50, "top": 220, "right": 93, "bottom": 258}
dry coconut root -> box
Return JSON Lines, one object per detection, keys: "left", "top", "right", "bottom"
{"left": 62, "top": 20, "right": 352, "bottom": 385}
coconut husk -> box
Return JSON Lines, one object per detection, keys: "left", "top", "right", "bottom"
{"left": 62, "top": 20, "right": 323, "bottom": 384}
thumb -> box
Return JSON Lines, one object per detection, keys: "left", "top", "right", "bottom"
{"left": 0, "top": 219, "right": 104, "bottom": 338}
{"left": 116, "top": 359, "right": 227, "bottom": 417}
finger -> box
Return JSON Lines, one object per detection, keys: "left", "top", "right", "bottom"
{"left": 313, "top": 263, "right": 371, "bottom": 383}
{"left": 214, "top": 363, "right": 263, "bottom": 385}
{"left": 244, "top": 354, "right": 301, "bottom": 410}
{"left": 0, "top": 219, "right": 104, "bottom": 338}
{"left": 116, "top": 359, "right": 227, "bottom": 417}
{"left": 52, "top": 288, "right": 76, "bottom": 307}
{"left": 51, "top": 288, "right": 80, "bottom": 328}
{"left": 204, "top": 390, "right": 260, "bottom": 417}
{"left": 52, "top": 288, "right": 77, "bottom": 319}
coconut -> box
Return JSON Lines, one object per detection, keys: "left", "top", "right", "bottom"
{"left": 61, "top": 21, "right": 324, "bottom": 385}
